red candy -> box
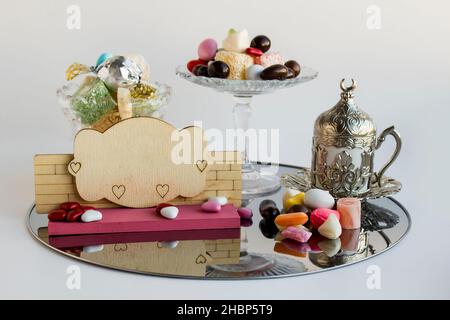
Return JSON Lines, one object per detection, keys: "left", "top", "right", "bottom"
{"left": 156, "top": 203, "right": 173, "bottom": 214}
{"left": 59, "top": 202, "right": 80, "bottom": 211}
{"left": 66, "top": 208, "right": 85, "bottom": 222}
{"left": 187, "top": 59, "right": 207, "bottom": 72}
{"left": 48, "top": 209, "right": 68, "bottom": 221}
{"left": 310, "top": 208, "right": 340, "bottom": 229}
{"left": 246, "top": 47, "right": 263, "bottom": 57}
{"left": 81, "top": 206, "right": 96, "bottom": 212}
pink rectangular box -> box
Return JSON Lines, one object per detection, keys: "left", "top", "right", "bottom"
{"left": 48, "top": 204, "right": 240, "bottom": 236}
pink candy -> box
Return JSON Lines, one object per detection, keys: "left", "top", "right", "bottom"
{"left": 237, "top": 207, "right": 253, "bottom": 219}
{"left": 201, "top": 200, "right": 221, "bottom": 213}
{"left": 198, "top": 38, "right": 218, "bottom": 61}
{"left": 255, "top": 52, "right": 284, "bottom": 67}
{"left": 337, "top": 198, "right": 361, "bottom": 229}
{"left": 310, "top": 208, "right": 340, "bottom": 229}
{"left": 281, "top": 226, "right": 312, "bottom": 243}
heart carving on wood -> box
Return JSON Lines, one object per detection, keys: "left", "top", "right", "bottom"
{"left": 69, "top": 161, "right": 81, "bottom": 174}
{"left": 112, "top": 185, "right": 126, "bottom": 199}
{"left": 195, "top": 254, "right": 207, "bottom": 264}
{"left": 156, "top": 184, "right": 169, "bottom": 198}
{"left": 196, "top": 160, "right": 208, "bottom": 173}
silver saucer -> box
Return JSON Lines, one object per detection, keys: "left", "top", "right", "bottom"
{"left": 281, "top": 167, "right": 402, "bottom": 200}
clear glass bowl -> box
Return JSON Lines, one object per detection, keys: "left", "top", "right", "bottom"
{"left": 57, "top": 76, "right": 171, "bottom": 133}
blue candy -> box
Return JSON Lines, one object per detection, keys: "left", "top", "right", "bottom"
{"left": 96, "top": 52, "right": 113, "bottom": 67}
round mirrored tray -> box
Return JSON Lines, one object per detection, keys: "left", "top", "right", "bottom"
{"left": 27, "top": 165, "right": 411, "bottom": 280}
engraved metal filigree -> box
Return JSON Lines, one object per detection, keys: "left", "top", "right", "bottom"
{"left": 280, "top": 167, "right": 402, "bottom": 201}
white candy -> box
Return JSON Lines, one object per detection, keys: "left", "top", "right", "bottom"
{"left": 304, "top": 189, "right": 335, "bottom": 209}
{"left": 208, "top": 196, "right": 228, "bottom": 206}
{"left": 158, "top": 241, "right": 179, "bottom": 249}
{"left": 160, "top": 206, "right": 179, "bottom": 219}
{"left": 223, "top": 29, "right": 250, "bottom": 53}
{"left": 282, "top": 188, "right": 302, "bottom": 209}
{"left": 83, "top": 244, "right": 104, "bottom": 254}
{"left": 81, "top": 209, "right": 102, "bottom": 222}
{"left": 245, "top": 64, "right": 264, "bottom": 80}
{"left": 318, "top": 239, "right": 341, "bottom": 257}
{"left": 318, "top": 214, "right": 342, "bottom": 240}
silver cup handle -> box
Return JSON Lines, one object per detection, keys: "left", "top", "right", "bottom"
{"left": 374, "top": 126, "right": 402, "bottom": 187}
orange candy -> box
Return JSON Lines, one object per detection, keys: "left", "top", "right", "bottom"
{"left": 274, "top": 212, "right": 308, "bottom": 228}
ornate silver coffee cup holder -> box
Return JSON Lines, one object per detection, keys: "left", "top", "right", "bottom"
{"left": 280, "top": 167, "right": 402, "bottom": 200}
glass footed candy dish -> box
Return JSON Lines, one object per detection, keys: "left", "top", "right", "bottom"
{"left": 57, "top": 75, "right": 171, "bottom": 134}
{"left": 176, "top": 65, "right": 318, "bottom": 198}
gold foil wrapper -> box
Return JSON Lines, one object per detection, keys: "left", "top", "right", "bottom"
{"left": 66, "top": 63, "right": 91, "bottom": 81}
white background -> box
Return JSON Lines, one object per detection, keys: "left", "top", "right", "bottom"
{"left": 1, "top": 0, "right": 449, "bottom": 299}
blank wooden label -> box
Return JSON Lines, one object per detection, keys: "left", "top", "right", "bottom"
{"left": 68, "top": 117, "right": 210, "bottom": 208}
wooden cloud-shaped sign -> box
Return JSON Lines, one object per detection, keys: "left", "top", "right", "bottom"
{"left": 68, "top": 117, "right": 210, "bottom": 208}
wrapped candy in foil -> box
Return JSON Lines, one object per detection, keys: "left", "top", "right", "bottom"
{"left": 70, "top": 76, "right": 117, "bottom": 125}
{"left": 96, "top": 55, "right": 142, "bottom": 91}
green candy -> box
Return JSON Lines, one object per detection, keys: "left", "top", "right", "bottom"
{"left": 70, "top": 77, "right": 117, "bottom": 125}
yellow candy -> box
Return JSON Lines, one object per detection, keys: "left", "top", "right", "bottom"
{"left": 282, "top": 188, "right": 301, "bottom": 209}
{"left": 284, "top": 192, "right": 305, "bottom": 211}
{"left": 65, "top": 63, "right": 90, "bottom": 81}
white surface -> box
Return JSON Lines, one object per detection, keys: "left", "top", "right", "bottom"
{"left": 1, "top": 0, "right": 450, "bottom": 299}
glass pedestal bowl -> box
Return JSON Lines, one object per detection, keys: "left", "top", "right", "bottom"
{"left": 176, "top": 65, "right": 318, "bottom": 198}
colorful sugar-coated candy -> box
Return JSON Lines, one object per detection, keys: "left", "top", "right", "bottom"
{"left": 223, "top": 29, "right": 250, "bottom": 53}
{"left": 310, "top": 208, "right": 340, "bottom": 229}
{"left": 66, "top": 208, "right": 85, "bottom": 222}
{"left": 193, "top": 64, "right": 209, "bottom": 77}
{"left": 81, "top": 206, "right": 96, "bottom": 211}
{"left": 187, "top": 59, "right": 207, "bottom": 72}
{"left": 337, "top": 197, "right": 361, "bottom": 229}
{"left": 304, "top": 189, "right": 335, "bottom": 209}
{"left": 158, "top": 241, "right": 179, "bottom": 249}
{"left": 281, "top": 226, "right": 312, "bottom": 243}
{"left": 83, "top": 244, "right": 104, "bottom": 254}
{"left": 59, "top": 202, "right": 80, "bottom": 211}
{"left": 96, "top": 52, "right": 113, "bottom": 67}
{"left": 160, "top": 206, "right": 179, "bottom": 220}
{"left": 214, "top": 50, "right": 253, "bottom": 80}
{"left": 318, "top": 238, "right": 341, "bottom": 257}
{"left": 208, "top": 61, "right": 230, "bottom": 78}
{"left": 284, "top": 192, "right": 305, "bottom": 210}
{"left": 48, "top": 209, "right": 68, "bottom": 222}
{"left": 201, "top": 200, "right": 221, "bottom": 213}
{"left": 274, "top": 212, "right": 309, "bottom": 230}
{"left": 255, "top": 52, "right": 283, "bottom": 68}
{"left": 209, "top": 196, "right": 228, "bottom": 206}
{"left": 198, "top": 38, "right": 218, "bottom": 61}
{"left": 286, "top": 68, "right": 296, "bottom": 79}
{"left": 240, "top": 218, "right": 253, "bottom": 227}
{"left": 274, "top": 240, "right": 309, "bottom": 258}
{"left": 245, "top": 47, "right": 263, "bottom": 57}
{"left": 284, "top": 60, "right": 301, "bottom": 77}
{"left": 318, "top": 214, "right": 342, "bottom": 240}
{"left": 156, "top": 203, "right": 173, "bottom": 214}
{"left": 245, "top": 64, "right": 264, "bottom": 80}
{"left": 286, "top": 204, "right": 310, "bottom": 215}
{"left": 259, "top": 219, "right": 279, "bottom": 239}
{"left": 260, "top": 64, "right": 289, "bottom": 80}
{"left": 81, "top": 209, "right": 102, "bottom": 222}
{"left": 250, "top": 35, "right": 271, "bottom": 53}
{"left": 237, "top": 207, "right": 253, "bottom": 219}
{"left": 282, "top": 188, "right": 302, "bottom": 209}
{"left": 259, "top": 199, "right": 280, "bottom": 220}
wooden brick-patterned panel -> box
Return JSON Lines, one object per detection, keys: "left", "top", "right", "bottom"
{"left": 34, "top": 151, "right": 242, "bottom": 213}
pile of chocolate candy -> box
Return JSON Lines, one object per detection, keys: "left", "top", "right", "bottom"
{"left": 59, "top": 53, "right": 169, "bottom": 132}
{"left": 187, "top": 29, "right": 301, "bottom": 81}
{"left": 259, "top": 188, "right": 362, "bottom": 258}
